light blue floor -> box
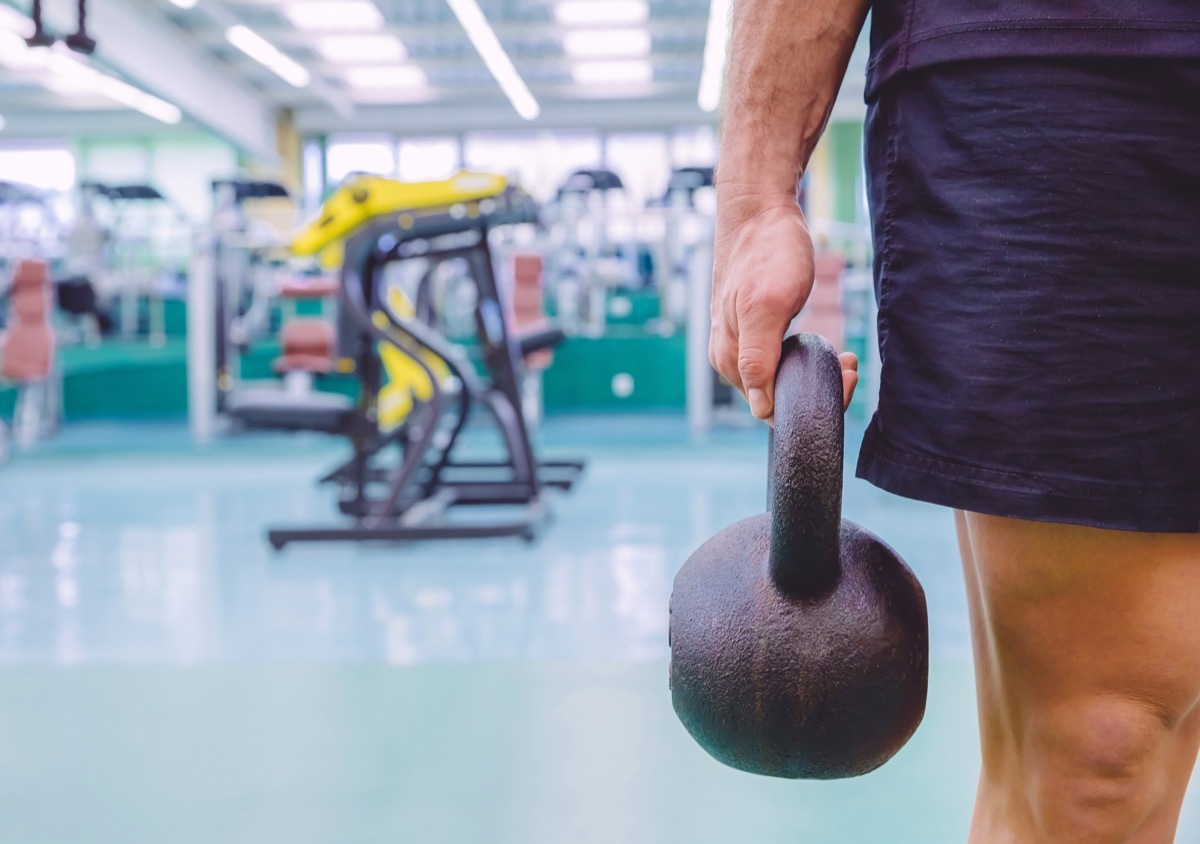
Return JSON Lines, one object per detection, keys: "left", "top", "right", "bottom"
{"left": 0, "top": 417, "right": 1195, "bottom": 843}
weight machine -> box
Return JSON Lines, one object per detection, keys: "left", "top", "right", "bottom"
{"left": 266, "top": 172, "right": 582, "bottom": 548}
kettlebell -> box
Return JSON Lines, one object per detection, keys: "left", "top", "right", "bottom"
{"left": 669, "top": 333, "right": 928, "bottom": 779}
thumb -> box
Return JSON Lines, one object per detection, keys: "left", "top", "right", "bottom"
{"left": 737, "top": 318, "right": 788, "bottom": 421}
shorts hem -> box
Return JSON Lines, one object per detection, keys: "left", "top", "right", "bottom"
{"left": 856, "top": 426, "right": 1200, "bottom": 535}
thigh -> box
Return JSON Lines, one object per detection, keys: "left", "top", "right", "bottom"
{"left": 961, "top": 512, "right": 1200, "bottom": 724}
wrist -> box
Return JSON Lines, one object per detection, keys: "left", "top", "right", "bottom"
{"left": 716, "top": 184, "right": 806, "bottom": 231}
{"left": 715, "top": 172, "right": 800, "bottom": 201}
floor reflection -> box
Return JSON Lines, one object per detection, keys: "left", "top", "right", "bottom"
{"left": 0, "top": 418, "right": 959, "bottom": 665}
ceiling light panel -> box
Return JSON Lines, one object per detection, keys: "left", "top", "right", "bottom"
{"left": 571, "top": 59, "right": 653, "bottom": 86}
{"left": 0, "top": 30, "right": 47, "bottom": 70}
{"left": 227, "top": 24, "right": 311, "bottom": 87}
{"left": 316, "top": 34, "right": 406, "bottom": 63}
{"left": 283, "top": 1, "right": 385, "bottom": 32}
{"left": 563, "top": 28, "right": 651, "bottom": 59}
{"left": 0, "top": 5, "right": 33, "bottom": 36}
{"left": 554, "top": 1, "right": 648, "bottom": 27}
{"left": 96, "top": 76, "right": 183, "bottom": 124}
{"left": 39, "top": 50, "right": 182, "bottom": 123}
{"left": 342, "top": 64, "right": 428, "bottom": 90}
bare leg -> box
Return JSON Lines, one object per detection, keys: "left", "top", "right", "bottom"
{"left": 957, "top": 512, "right": 1200, "bottom": 843}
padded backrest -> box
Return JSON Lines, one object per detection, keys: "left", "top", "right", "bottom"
{"left": 810, "top": 252, "right": 846, "bottom": 307}
{"left": 11, "top": 284, "right": 49, "bottom": 320}
{"left": 276, "top": 319, "right": 336, "bottom": 374}
{"left": 795, "top": 252, "right": 846, "bottom": 352}
{"left": 2, "top": 258, "right": 54, "bottom": 381}
{"left": 280, "top": 276, "right": 339, "bottom": 300}
{"left": 11, "top": 258, "right": 50, "bottom": 291}
{"left": 1, "top": 325, "right": 53, "bottom": 381}
{"left": 512, "top": 253, "right": 545, "bottom": 325}
{"left": 510, "top": 252, "right": 553, "bottom": 371}
{"left": 281, "top": 319, "right": 336, "bottom": 356}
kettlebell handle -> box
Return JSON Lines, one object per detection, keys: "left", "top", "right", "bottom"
{"left": 768, "top": 334, "right": 844, "bottom": 596}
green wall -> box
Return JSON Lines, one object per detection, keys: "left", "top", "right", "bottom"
{"left": 826, "top": 121, "right": 865, "bottom": 225}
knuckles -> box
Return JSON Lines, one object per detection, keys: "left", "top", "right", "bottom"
{"left": 736, "top": 347, "right": 776, "bottom": 386}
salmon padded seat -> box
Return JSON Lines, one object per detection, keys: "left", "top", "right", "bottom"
{"left": 276, "top": 319, "right": 337, "bottom": 374}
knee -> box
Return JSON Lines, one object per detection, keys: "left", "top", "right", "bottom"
{"left": 1023, "top": 696, "right": 1173, "bottom": 842}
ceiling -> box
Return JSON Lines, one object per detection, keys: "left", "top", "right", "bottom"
{"left": 186, "top": 0, "right": 713, "bottom": 107}
{"left": 0, "top": 0, "right": 869, "bottom": 156}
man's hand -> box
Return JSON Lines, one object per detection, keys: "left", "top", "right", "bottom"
{"left": 709, "top": 194, "right": 859, "bottom": 421}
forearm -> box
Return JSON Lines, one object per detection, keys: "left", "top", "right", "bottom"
{"left": 717, "top": 0, "right": 870, "bottom": 205}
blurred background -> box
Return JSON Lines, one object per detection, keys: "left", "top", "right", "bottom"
{"left": 0, "top": 1, "right": 1194, "bottom": 842}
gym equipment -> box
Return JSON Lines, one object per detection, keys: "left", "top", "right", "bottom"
{"left": 1, "top": 259, "right": 59, "bottom": 446}
{"left": 203, "top": 178, "right": 355, "bottom": 434}
{"left": 793, "top": 251, "right": 847, "bottom": 353}
{"left": 556, "top": 168, "right": 625, "bottom": 198}
{"left": 265, "top": 171, "right": 583, "bottom": 548}
{"left": 292, "top": 171, "right": 508, "bottom": 257}
{"left": 510, "top": 253, "right": 555, "bottom": 426}
{"left": 0, "top": 182, "right": 64, "bottom": 275}
{"left": 273, "top": 276, "right": 341, "bottom": 393}
{"left": 661, "top": 166, "right": 753, "bottom": 432}
{"left": 669, "top": 334, "right": 928, "bottom": 778}
{"left": 375, "top": 285, "right": 453, "bottom": 431}
{"left": 55, "top": 275, "right": 114, "bottom": 341}
{"left": 77, "top": 182, "right": 189, "bottom": 346}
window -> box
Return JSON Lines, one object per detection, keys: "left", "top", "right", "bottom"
{"left": 605, "top": 132, "right": 670, "bottom": 208}
{"left": 397, "top": 137, "right": 460, "bottom": 182}
{"left": 326, "top": 135, "right": 396, "bottom": 184}
{"left": 302, "top": 140, "right": 325, "bottom": 212}
{"left": 81, "top": 143, "right": 150, "bottom": 185}
{"left": 670, "top": 125, "right": 717, "bottom": 169}
{"left": 0, "top": 144, "right": 76, "bottom": 192}
{"left": 463, "top": 131, "right": 602, "bottom": 201}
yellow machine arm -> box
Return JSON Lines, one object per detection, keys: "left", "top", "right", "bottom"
{"left": 291, "top": 170, "right": 513, "bottom": 430}
{"left": 374, "top": 287, "right": 454, "bottom": 431}
{"left": 292, "top": 170, "right": 509, "bottom": 261}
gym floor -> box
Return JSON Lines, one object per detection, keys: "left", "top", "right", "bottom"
{"left": 1, "top": 417, "right": 1196, "bottom": 844}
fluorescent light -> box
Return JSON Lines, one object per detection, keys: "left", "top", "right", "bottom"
{"left": 554, "top": 1, "right": 648, "bottom": 27}
{"left": 40, "top": 51, "right": 182, "bottom": 124}
{"left": 43, "top": 52, "right": 102, "bottom": 93}
{"left": 571, "top": 59, "right": 652, "bottom": 86}
{"left": 698, "top": 0, "right": 731, "bottom": 112}
{"left": 283, "top": 1, "right": 384, "bottom": 32}
{"left": 563, "top": 28, "right": 650, "bottom": 59}
{"left": 0, "top": 5, "right": 33, "bottom": 36}
{"left": 446, "top": 0, "right": 539, "bottom": 120}
{"left": 0, "top": 30, "right": 48, "bottom": 70}
{"left": 227, "top": 24, "right": 311, "bottom": 88}
{"left": 342, "top": 64, "right": 427, "bottom": 89}
{"left": 316, "top": 34, "right": 406, "bottom": 64}
{"left": 166, "top": 0, "right": 198, "bottom": 9}
{"left": 95, "top": 75, "right": 183, "bottom": 124}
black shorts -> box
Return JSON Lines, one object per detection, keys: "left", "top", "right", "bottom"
{"left": 856, "top": 57, "right": 1200, "bottom": 533}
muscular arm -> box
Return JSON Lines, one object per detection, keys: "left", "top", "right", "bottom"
{"left": 711, "top": 0, "right": 870, "bottom": 419}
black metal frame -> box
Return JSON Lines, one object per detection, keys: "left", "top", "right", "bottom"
{"left": 267, "top": 188, "right": 583, "bottom": 549}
